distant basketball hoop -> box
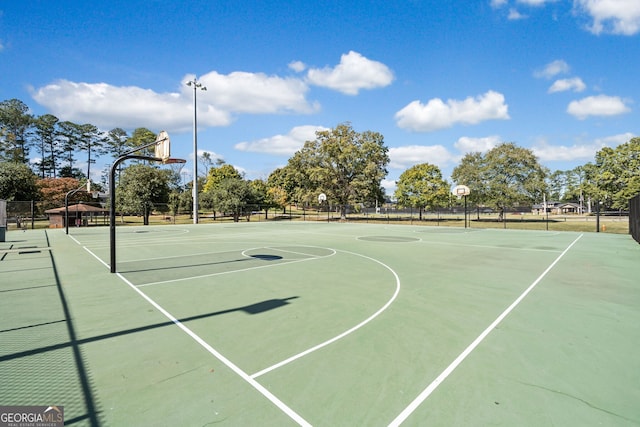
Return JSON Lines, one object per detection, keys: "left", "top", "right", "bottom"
{"left": 452, "top": 184, "right": 471, "bottom": 229}
{"left": 453, "top": 184, "right": 470, "bottom": 198}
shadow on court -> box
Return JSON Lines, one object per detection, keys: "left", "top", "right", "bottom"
{"left": 118, "top": 253, "right": 283, "bottom": 274}
{"left": 0, "top": 296, "right": 299, "bottom": 361}
{"left": 0, "top": 231, "right": 102, "bottom": 426}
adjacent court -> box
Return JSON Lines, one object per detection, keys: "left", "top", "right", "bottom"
{"left": 1, "top": 222, "right": 639, "bottom": 426}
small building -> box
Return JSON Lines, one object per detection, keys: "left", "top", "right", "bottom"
{"left": 45, "top": 203, "right": 108, "bottom": 228}
{"left": 532, "top": 201, "right": 585, "bottom": 215}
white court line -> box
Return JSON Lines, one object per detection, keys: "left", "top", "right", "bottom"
{"left": 76, "top": 240, "right": 311, "bottom": 426}
{"left": 116, "top": 272, "right": 311, "bottom": 426}
{"left": 251, "top": 249, "right": 401, "bottom": 379}
{"left": 388, "top": 233, "right": 583, "bottom": 426}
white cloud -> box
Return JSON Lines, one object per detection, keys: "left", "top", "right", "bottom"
{"left": 491, "top": 0, "right": 508, "bottom": 8}
{"left": 197, "top": 71, "right": 317, "bottom": 115}
{"left": 548, "top": 77, "right": 586, "bottom": 93}
{"left": 532, "top": 140, "right": 604, "bottom": 161}
{"left": 567, "top": 94, "right": 631, "bottom": 119}
{"left": 234, "top": 125, "right": 329, "bottom": 156}
{"left": 288, "top": 60, "right": 307, "bottom": 73}
{"left": 395, "top": 90, "right": 510, "bottom": 132}
{"left": 534, "top": 59, "right": 570, "bottom": 79}
{"left": 306, "top": 51, "right": 394, "bottom": 95}
{"left": 517, "top": 0, "right": 555, "bottom": 6}
{"left": 594, "top": 132, "right": 636, "bottom": 146}
{"left": 388, "top": 145, "right": 455, "bottom": 170}
{"left": 532, "top": 132, "right": 635, "bottom": 161}
{"left": 381, "top": 179, "right": 397, "bottom": 195}
{"left": 31, "top": 70, "right": 318, "bottom": 131}
{"left": 574, "top": 0, "right": 640, "bottom": 35}
{"left": 454, "top": 135, "right": 502, "bottom": 154}
{"left": 32, "top": 79, "right": 231, "bottom": 131}
{"left": 508, "top": 8, "right": 527, "bottom": 20}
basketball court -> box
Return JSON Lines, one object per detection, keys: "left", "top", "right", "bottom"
{"left": 1, "top": 222, "right": 639, "bottom": 426}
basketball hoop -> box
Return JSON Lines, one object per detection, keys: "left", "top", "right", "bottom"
{"left": 162, "top": 158, "right": 186, "bottom": 164}
{"left": 154, "top": 130, "right": 171, "bottom": 162}
{"left": 452, "top": 184, "right": 470, "bottom": 197}
{"left": 452, "top": 184, "right": 471, "bottom": 229}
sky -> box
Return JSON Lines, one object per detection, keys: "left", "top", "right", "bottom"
{"left": 1, "top": 0, "right": 639, "bottom": 195}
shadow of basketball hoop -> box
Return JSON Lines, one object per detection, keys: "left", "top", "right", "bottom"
{"left": 249, "top": 254, "right": 283, "bottom": 261}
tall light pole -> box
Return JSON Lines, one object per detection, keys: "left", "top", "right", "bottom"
{"left": 186, "top": 77, "right": 206, "bottom": 224}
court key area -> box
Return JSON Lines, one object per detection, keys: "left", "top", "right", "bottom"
{"left": 1, "top": 222, "right": 639, "bottom": 426}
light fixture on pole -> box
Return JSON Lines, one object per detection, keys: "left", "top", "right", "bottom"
{"left": 186, "top": 77, "right": 207, "bottom": 224}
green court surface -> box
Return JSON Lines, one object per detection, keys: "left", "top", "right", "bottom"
{"left": 1, "top": 222, "right": 639, "bottom": 426}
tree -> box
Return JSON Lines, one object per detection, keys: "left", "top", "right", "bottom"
{"left": 127, "top": 128, "right": 157, "bottom": 161}
{"left": 202, "top": 162, "right": 243, "bottom": 193}
{"left": 394, "top": 163, "right": 450, "bottom": 219}
{"left": 199, "top": 151, "right": 220, "bottom": 178}
{"left": 201, "top": 163, "right": 243, "bottom": 216}
{"left": 249, "top": 178, "right": 268, "bottom": 209}
{"left": 33, "top": 114, "right": 61, "bottom": 178}
{"left": 0, "top": 99, "right": 33, "bottom": 163}
{"left": 546, "top": 170, "right": 566, "bottom": 201}
{"left": 268, "top": 164, "right": 309, "bottom": 210}
{"left": 37, "top": 177, "right": 91, "bottom": 206}
{"left": 58, "top": 121, "right": 83, "bottom": 173}
{"left": 78, "top": 123, "right": 106, "bottom": 178}
{"left": 595, "top": 137, "right": 640, "bottom": 210}
{"left": 104, "top": 127, "right": 130, "bottom": 158}
{"left": 208, "top": 178, "right": 255, "bottom": 222}
{"left": 452, "top": 142, "right": 547, "bottom": 220}
{"left": 116, "top": 165, "right": 172, "bottom": 225}
{"left": 286, "top": 123, "right": 389, "bottom": 217}
{"left": 0, "top": 162, "right": 40, "bottom": 201}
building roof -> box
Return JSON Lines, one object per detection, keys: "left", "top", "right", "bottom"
{"left": 45, "top": 203, "right": 107, "bottom": 214}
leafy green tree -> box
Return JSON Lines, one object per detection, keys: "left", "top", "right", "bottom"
{"left": 595, "top": 137, "right": 640, "bottom": 210}
{"left": 33, "top": 114, "right": 61, "bottom": 178}
{"left": 266, "top": 165, "right": 306, "bottom": 211}
{"left": 546, "top": 170, "right": 566, "bottom": 201}
{"left": 449, "top": 151, "right": 486, "bottom": 207}
{"left": 127, "top": 128, "right": 157, "bottom": 161}
{"left": 286, "top": 123, "right": 389, "bottom": 217}
{"left": 202, "top": 162, "right": 243, "bottom": 193}
{"left": 395, "top": 163, "right": 450, "bottom": 219}
{"left": 249, "top": 178, "right": 268, "bottom": 209}
{"left": 0, "top": 99, "right": 33, "bottom": 163}
{"left": 208, "top": 178, "right": 255, "bottom": 222}
{"left": 452, "top": 142, "right": 547, "bottom": 219}
{"left": 116, "top": 164, "right": 172, "bottom": 225}
{"left": 0, "top": 162, "right": 40, "bottom": 200}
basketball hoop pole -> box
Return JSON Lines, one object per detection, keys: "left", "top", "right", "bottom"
{"left": 464, "top": 194, "right": 468, "bottom": 229}
{"left": 65, "top": 180, "right": 91, "bottom": 235}
{"left": 108, "top": 141, "right": 184, "bottom": 273}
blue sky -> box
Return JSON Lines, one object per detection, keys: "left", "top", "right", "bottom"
{"left": 1, "top": 0, "right": 638, "bottom": 194}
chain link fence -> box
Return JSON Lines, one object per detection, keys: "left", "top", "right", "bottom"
{"left": 3, "top": 200, "right": 630, "bottom": 234}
